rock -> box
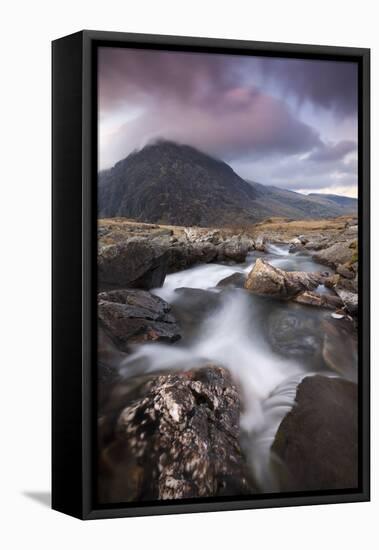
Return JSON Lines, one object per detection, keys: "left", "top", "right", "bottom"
{"left": 216, "top": 238, "right": 249, "bottom": 263}
{"left": 171, "top": 288, "right": 222, "bottom": 339}
{"left": 304, "top": 236, "right": 330, "bottom": 251}
{"left": 322, "top": 319, "right": 358, "bottom": 381}
{"left": 216, "top": 272, "right": 247, "bottom": 288}
{"left": 265, "top": 309, "right": 323, "bottom": 361}
{"left": 190, "top": 242, "right": 218, "bottom": 263}
{"left": 245, "top": 258, "right": 324, "bottom": 298}
{"left": 288, "top": 242, "right": 304, "bottom": 254}
{"left": 312, "top": 240, "right": 356, "bottom": 269}
{"left": 98, "top": 289, "right": 181, "bottom": 352}
{"left": 290, "top": 237, "right": 302, "bottom": 245}
{"left": 335, "top": 289, "right": 358, "bottom": 315}
{"left": 293, "top": 290, "right": 343, "bottom": 309}
{"left": 336, "top": 263, "right": 355, "bottom": 279}
{"left": 254, "top": 235, "right": 266, "bottom": 252}
{"left": 272, "top": 375, "right": 358, "bottom": 491}
{"left": 98, "top": 239, "right": 170, "bottom": 291}
{"left": 184, "top": 227, "right": 222, "bottom": 245}
{"left": 98, "top": 365, "right": 254, "bottom": 502}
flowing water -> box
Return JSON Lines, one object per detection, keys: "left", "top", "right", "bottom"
{"left": 117, "top": 244, "right": 356, "bottom": 492}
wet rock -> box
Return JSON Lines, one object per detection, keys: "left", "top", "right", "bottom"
{"left": 98, "top": 238, "right": 170, "bottom": 291}
{"left": 98, "top": 365, "right": 254, "bottom": 502}
{"left": 265, "top": 309, "right": 323, "bottom": 360}
{"left": 245, "top": 258, "right": 325, "bottom": 298}
{"left": 98, "top": 289, "right": 181, "bottom": 352}
{"left": 322, "top": 319, "right": 358, "bottom": 381}
{"left": 217, "top": 272, "right": 247, "bottom": 288}
{"left": 312, "top": 240, "right": 356, "bottom": 269}
{"left": 272, "top": 375, "right": 358, "bottom": 491}
{"left": 171, "top": 288, "right": 222, "bottom": 340}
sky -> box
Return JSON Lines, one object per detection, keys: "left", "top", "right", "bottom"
{"left": 98, "top": 47, "right": 358, "bottom": 197}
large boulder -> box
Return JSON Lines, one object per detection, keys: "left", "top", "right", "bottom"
{"left": 216, "top": 237, "right": 249, "bottom": 263}
{"left": 98, "top": 365, "right": 254, "bottom": 503}
{"left": 98, "top": 238, "right": 170, "bottom": 291}
{"left": 312, "top": 240, "right": 356, "bottom": 269}
{"left": 244, "top": 258, "right": 324, "bottom": 298}
{"left": 98, "top": 289, "right": 181, "bottom": 352}
{"left": 272, "top": 375, "right": 358, "bottom": 491}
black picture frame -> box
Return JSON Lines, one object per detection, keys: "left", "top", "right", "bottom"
{"left": 52, "top": 30, "right": 370, "bottom": 520}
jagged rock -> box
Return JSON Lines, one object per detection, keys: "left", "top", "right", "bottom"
{"left": 98, "top": 365, "right": 254, "bottom": 503}
{"left": 312, "top": 240, "right": 356, "bottom": 269}
{"left": 272, "top": 375, "right": 358, "bottom": 491}
{"left": 217, "top": 272, "right": 247, "bottom": 288}
{"left": 98, "top": 238, "right": 170, "bottom": 291}
{"left": 98, "top": 289, "right": 181, "bottom": 352}
{"left": 293, "top": 290, "right": 343, "bottom": 309}
{"left": 335, "top": 289, "right": 358, "bottom": 315}
{"left": 245, "top": 258, "right": 325, "bottom": 298}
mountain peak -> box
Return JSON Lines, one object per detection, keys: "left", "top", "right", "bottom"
{"left": 99, "top": 143, "right": 358, "bottom": 227}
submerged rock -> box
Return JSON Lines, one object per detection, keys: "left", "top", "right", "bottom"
{"left": 272, "top": 375, "right": 358, "bottom": 491}
{"left": 216, "top": 272, "right": 247, "bottom": 288}
{"left": 265, "top": 309, "right": 323, "bottom": 360}
{"left": 98, "top": 289, "right": 181, "bottom": 352}
{"left": 98, "top": 365, "right": 254, "bottom": 502}
{"left": 322, "top": 319, "right": 358, "bottom": 381}
{"left": 98, "top": 238, "right": 170, "bottom": 291}
{"left": 245, "top": 258, "right": 325, "bottom": 298}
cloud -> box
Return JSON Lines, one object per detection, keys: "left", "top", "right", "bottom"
{"left": 307, "top": 140, "right": 357, "bottom": 162}
{"left": 98, "top": 47, "right": 358, "bottom": 196}
{"left": 257, "top": 58, "right": 358, "bottom": 116}
{"left": 99, "top": 87, "right": 322, "bottom": 169}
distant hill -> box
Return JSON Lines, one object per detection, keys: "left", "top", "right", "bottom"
{"left": 308, "top": 193, "right": 358, "bottom": 212}
{"left": 98, "top": 141, "right": 357, "bottom": 227}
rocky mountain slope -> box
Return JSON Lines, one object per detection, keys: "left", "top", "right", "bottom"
{"left": 98, "top": 141, "right": 357, "bottom": 227}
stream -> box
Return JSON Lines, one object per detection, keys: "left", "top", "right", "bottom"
{"left": 117, "top": 243, "right": 357, "bottom": 492}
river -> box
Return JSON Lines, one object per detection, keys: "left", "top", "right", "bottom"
{"left": 118, "top": 243, "right": 357, "bottom": 492}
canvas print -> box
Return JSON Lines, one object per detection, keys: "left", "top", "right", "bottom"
{"left": 96, "top": 47, "right": 359, "bottom": 504}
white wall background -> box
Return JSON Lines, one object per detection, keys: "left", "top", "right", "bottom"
{"left": 1, "top": 1, "right": 376, "bottom": 548}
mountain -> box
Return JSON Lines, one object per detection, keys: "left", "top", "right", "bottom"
{"left": 98, "top": 141, "right": 357, "bottom": 227}
{"left": 307, "top": 193, "right": 358, "bottom": 212}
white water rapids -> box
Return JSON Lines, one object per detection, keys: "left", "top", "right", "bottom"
{"left": 119, "top": 244, "right": 337, "bottom": 491}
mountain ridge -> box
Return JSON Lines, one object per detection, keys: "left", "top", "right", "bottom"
{"left": 98, "top": 141, "right": 357, "bottom": 227}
